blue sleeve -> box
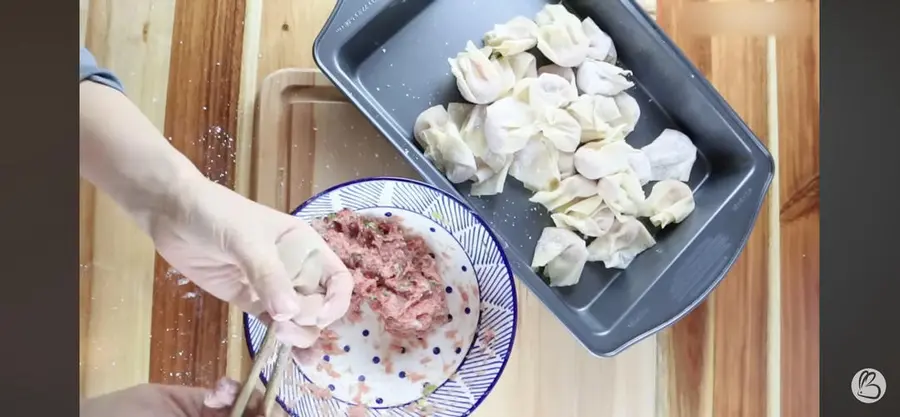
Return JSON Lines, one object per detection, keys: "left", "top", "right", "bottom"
{"left": 80, "top": 47, "right": 125, "bottom": 93}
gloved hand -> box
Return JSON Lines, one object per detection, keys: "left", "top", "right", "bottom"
{"left": 79, "top": 81, "right": 353, "bottom": 348}
{"left": 80, "top": 379, "right": 264, "bottom": 417}
{"left": 151, "top": 177, "right": 354, "bottom": 347}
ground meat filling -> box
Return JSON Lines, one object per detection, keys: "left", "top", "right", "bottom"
{"left": 312, "top": 209, "right": 449, "bottom": 339}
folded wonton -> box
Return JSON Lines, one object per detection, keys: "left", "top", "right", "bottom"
{"left": 534, "top": 4, "right": 590, "bottom": 67}
{"left": 583, "top": 17, "right": 618, "bottom": 64}
{"left": 595, "top": 170, "right": 647, "bottom": 217}
{"left": 532, "top": 227, "right": 590, "bottom": 287}
{"left": 413, "top": 105, "right": 478, "bottom": 183}
{"left": 576, "top": 59, "right": 634, "bottom": 96}
{"left": 551, "top": 199, "right": 617, "bottom": 237}
{"left": 484, "top": 97, "right": 539, "bottom": 154}
{"left": 449, "top": 41, "right": 515, "bottom": 104}
{"left": 510, "top": 136, "right": 562, "bottom": 192}
{"left": 529, "top": 174, "right": 597, "bottom": 212}
{"left": 574, "top": 140, "right": 651, "bottom": 183}
{"left": 644, "top": 180, "right": 696, "bottom": 228}
{"left": 538, "top": 64, "right": 577, "bottom": 87}
{"left": 536, "top": 107, "right": 582, "bottom": 153}
{"left": 586, "top": 216, "right": 656, "bottom": 269}
{"left": 484, "top": 16, "right": 539, "bottom": 56}
{"left": 640, "top": 128, "right": 698, "bottom": 182}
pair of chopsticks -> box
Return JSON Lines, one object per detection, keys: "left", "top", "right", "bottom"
{"left": 230, "top": 327, "right": 292, "bottom": 417}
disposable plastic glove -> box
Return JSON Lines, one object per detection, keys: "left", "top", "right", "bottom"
{"left": 80, "top": 378, "right": 264, "bottom": 417}
{"left": 152, "top": 177, "right": 354, "bottom": 347}
{"left": 79, "top": 81, "right": 352, "bottom": 348}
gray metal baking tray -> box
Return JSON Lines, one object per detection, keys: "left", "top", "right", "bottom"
{"left": 313, "top": 0, "right": 774, "bottom": 356}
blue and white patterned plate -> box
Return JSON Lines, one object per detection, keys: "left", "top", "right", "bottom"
{"left": 243, "top": 177, "right": 517, "bottom": 417}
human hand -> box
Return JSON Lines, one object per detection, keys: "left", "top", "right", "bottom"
{"left": 150, "top": 176, "right": 353, "bottom": 348}
{"left": 80, "top": 379, "right": 265, "bottom": 417}
{"left": 79, "top": 80, "right": 351, "bottom": 348}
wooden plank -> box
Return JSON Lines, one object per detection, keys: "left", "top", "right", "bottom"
{"left": 79, "top": 0, "right": 95, "bottom": 381}
{"left": 254, "top": 70, "right": 335, "bottom": 212}
{"left": 707, "top": 33, "right": 771, "bottom": 417}
{"left": 256, "top": 0, "right": 336, "bottom": 80}
{"left": 81, "top": 0, "right": 176, "bottom": 398}
{"left": 656, "top": 0, "right": 713, "bottom": 75}
{"left": 79, "top": 179, "right": 94, "bottom": 396}
{"left": 150, "top": 0, "right": 247, "bottom": 387}
{"left": 777, "top": 1, "right": 820, "bottom": 416}
{"left": 658, "top": 1, "right": 775, "bottom": 416}
{"left": 656, "top": 305, "right": 714, "bottom": 417}
{"left": 655, "top": 1, "right": 715, "bottom": 416}
{"left": 79, "top": 0, "right": 89, "bottom": 45}
{"left": 779, "top": 215, "right": 818, "bottom": 417}
{"left": 234, "top": 0, "right": 264, "bottom": 201}
{"left": 226, "top": 0, "right": 265, "bottom": 385}
{"left": 79, "top": 2, "right": 92, "bottom": 395}
{"left": 476, "top": 289, "right": 657, "bottom": 417}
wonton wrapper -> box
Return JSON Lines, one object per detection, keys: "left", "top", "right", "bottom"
{"left": 529, "top": 174, "right": 597, "bottom": 212}
{"left": 456, "top": 104, "right": 511, "bottom": 173}
{"left": 446, "top": 102, "right": 474, "bottom": 128}
{"left": 587, "top": 216, "right": 656, "bottom": 269}
{"left": 509, "top": 77, "right": 535, "bottom": 102}
{"left": 532, "top": 227, "right": 590, "bottom": 287}
{"left": 551, "top": 201, "right": 617, "bottom": 237}
{"left": 564, "top": 194, "right": 604, "bottom": 216}
{"left": 471, "top": 158, "right": 514, "bottom": 197}
{"left": 538, "top": 64, "right": 577, "bottom": 87}
{"left": 566, "top": 94, "right": 628, "bottom": 142}
{"left": 449, "top": 102, "right": 506, "bottom": 181}
{"left": 576, "top": 59, "right": 634, "bottom": 96}
{"left": 484, "top": 97, "right": 540, "bottom": 154}
{"left": 515, "top": 72, "right": 579, "bottom": 110}
{"left": 413, "top": 105, "right": 478, "bottom": 183}
{"left": 449, "top": 41, "right": 514, "bottom": 104}
{"left": 640, "top": 128, "right": 698, "bottom": 182}
{"left": 507, "top": 52, "right": 539, "bottom": 81}
{"left": 447, "top": 104, "right": 514, "bottom": 196}
{"left": 613, "top": 92, "right": 641, "bottom": 137}
{"left": 484, "top": 16, "right": 539, "bottom": 56}
{"left": 583, "top": 17, "right": 618, "bottom": 63}
{"left": 645, "top": 180, "right": 696, "bottom": 228}
{"left": 574, "top": 140, "right": 650, "bottom": 183}
{"left": 536, "top": 107, "right": 582, "bottom": 153}
{"left": 534, "top": 4, "right": 590, "bottom": 67}
{"left": 558, "top": 151, "right": 575, "bottom": 179}
{"left": 595, "top": 170, "right": 647, "bottom": 217}
{"left": 509, "top": 136, "right": 561, "bottom": 192}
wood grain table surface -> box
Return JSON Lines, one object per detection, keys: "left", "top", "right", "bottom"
{"left": 78, "top": 1, "right": 819, "bottom": 416}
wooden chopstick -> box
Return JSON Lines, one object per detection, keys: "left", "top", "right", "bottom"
{"left": 230, "top": 326, "right": 291, "bottom": 417}
{"left": 262, "top": 344, "right": 293, "bottom": 415}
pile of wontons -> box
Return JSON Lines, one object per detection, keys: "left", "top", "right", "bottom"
{"left": 412, "top": 4, "right": 699, "bottom": 287}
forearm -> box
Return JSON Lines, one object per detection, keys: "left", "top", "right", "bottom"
{"left": 79, "top": 81, "right": 204, "bottom": 229}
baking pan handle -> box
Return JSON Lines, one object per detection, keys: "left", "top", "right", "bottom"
{"left": 610, "top": 173, "right": 773, "bottom": 354}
